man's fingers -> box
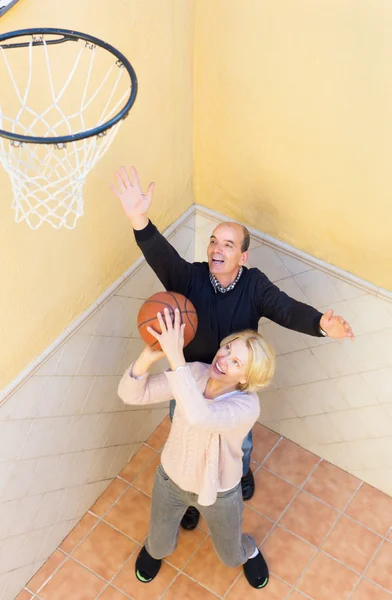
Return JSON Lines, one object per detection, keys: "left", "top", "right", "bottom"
{"left": 120, "top": 166, "right": 132, "bottom": 188}
{"left": 146, "top": 182, "right": 155, "bottom": 202}
{"left": 109, "top": 183, "right": 121, "bottom": 199}
{"left": 130, "top": 166, "right": 142, "bottom": 192}
{"left": 114, "top": 171, "right": 126, "bottom": 193}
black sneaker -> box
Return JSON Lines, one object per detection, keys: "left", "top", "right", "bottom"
{"left": 135, "top": 546, "right": 161, "bottom": 583}
{"left": 241, "top": 468, "right": 255, "bottom": 501}
{"left": 180, "top": 506, "right": 200, "bottom": 530}
{"left": 243, "top": 550, "right": 269, "bottom": 589}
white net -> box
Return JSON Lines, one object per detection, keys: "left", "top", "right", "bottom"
{"left": 0, "top": 33, "right": 134, "bottom": 229}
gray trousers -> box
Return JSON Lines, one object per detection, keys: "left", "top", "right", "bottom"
{"left": 146, "top": 463, "right": 256, "bottom": 568}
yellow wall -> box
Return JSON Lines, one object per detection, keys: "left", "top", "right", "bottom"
{"left": 0, "top": 0, "right": 194, "bottom": 388}
{"left": 194, "top": 0, "right": 392, "bottom": 290}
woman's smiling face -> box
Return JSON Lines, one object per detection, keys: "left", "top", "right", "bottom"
{"left": 209, "top": 337, "right": 249, "bottom": 387}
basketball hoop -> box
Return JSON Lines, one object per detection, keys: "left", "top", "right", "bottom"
{"left": 0, "top": 28, "right": 137, "bottom": 229}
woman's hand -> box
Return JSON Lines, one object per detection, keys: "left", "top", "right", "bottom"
{"left": 147, "top": 308, "right": 187, "bottom": 371}
{"left": 131, "top": 345, "right": 165, "bottom": 378}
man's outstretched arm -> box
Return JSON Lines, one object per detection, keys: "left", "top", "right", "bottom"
{"left": 110, "top": 165, "right": 193, "bottom": 294}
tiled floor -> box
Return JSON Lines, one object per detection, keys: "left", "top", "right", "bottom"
{"left": 19, "top": 418, "right": 392, "bottom": 600}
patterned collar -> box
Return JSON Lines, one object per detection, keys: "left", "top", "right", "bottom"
{"left": 209, "top": 266, "right": 243, "bottom": 294}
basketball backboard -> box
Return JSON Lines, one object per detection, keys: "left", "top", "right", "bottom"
{"left": 0, "top": 0, "right": 21, "bottom": 18}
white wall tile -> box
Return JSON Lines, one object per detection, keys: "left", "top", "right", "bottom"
{"left": 81, "top": 376, "right": 123, "bottom": 414}
{"left": 0, "top": 499, "right": 20, "bottom": 539}
{"left": 334, "top": 374, "right": 378, "bottom": 408}
{"left": 302, "top": 413, "right": 344, "bottom": 444}
{"left": 294, "top": 270, "right": 343, "bottom": 308}
{"left": 33, "top": 489, "right": 66, "bottom": 530}
{"left": 247, "top": 245, "right": 291, "bottom": 282}
{"left": 351, "top": 467, "right": 392, "bottom": 497}
{"left": 339, "top": 335, "right": 385, "bottom": 372}
{"left": 310, "top": 343, "right": 357, "bottom": 378}
{"left": 258, "top": 390, "right": 297, "bottom": 421}
{"left": 0, "top": 560, "right": 43, "bottom": 600}
{"left": 28, "top": 455, "right": 62, "bottom": 496}
{"left": 271, "top": 276, "right": 310, "bottom": 304}
{"left": 56, "top": 485, "right": 93, "bottom": 523}
{"left": 106, "top": 443, "right": 139, "bottom": 479}
{"left": 278, "top": 417, "right": 318, "bottom": 446}
{"left": 59, "top": 377, "right": 95, "bottom": 415}
{"left": 168, "top": 226, "right": 195, "bottom": 262}
{"left": 261, "top": 321, "right": 307, "bottom": 355}
{"left": 347, "top": 295, "right": 392, "bottom": 335}
{"left": 361, "top": 368, "right": 392, "bottom": 404}
{"left": 273, "top": 355, "right": 303, "bottom": 388}
{"left": 276, "top": 252, "right": 312, "bottom": 276}
{"left": 354, "top": 406, "right": 392, "bottom": 438}
{"left": 281, "top": 380, "right": 349, "bottom": 417}
{"left": 44, "top": 416, "right": 75, "bottom": 456}
{"left": 0, "top": 460, "right": 36, "bottom": 503}
{"left": 283, "top": 349, "right": 329, "bottom": 385}
{"left": 0, "top": 420, "right": 32, "bottom": 462}
{"left": 18, "top": 418, "right": 56, "bottom": 460}
{"left": 75, "top": 480, "right": 111, "bottom": 517}
{"left": 371, "top": 329, "right": 392, "bottom": 367}
{"left": 118, "top": 263, "right": 165, "bottom": 300}
{"left": 53, "top": 335, "right": 91, "bottom": 376}
{"left": 328, "top": 410, "right": 371, "bottom": 442}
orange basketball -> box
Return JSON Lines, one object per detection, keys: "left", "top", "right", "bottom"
{"left": 137, "top": 292, "right": 198, "bottom": 350}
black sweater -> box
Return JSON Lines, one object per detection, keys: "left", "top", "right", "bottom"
{"left": 135, "top": 221, "right": 323, "bottom": 364}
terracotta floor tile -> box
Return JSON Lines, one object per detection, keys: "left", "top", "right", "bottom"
{"left": 389, "top": 528, "right": 392, "bottom": 541}
{"left": 15, "top": 590, "right": 33, "bottom": 600}
{"left": 288, "top": 592, "right": 308, "bottom": 600}
{"left": 72, "top": 521, "right": 137, "bottom": 580}
{"left": 119, "top": 445, "right": 159, "bottom": 483}
{"left": 264, "top": 438, "right": 319, "bottom": 486}
{"left": 163, "top": 574, "right": 218, "bottom": 600}
{"left": 251, "top": 424, "right": 281, "bottom": 463}
{"left": 112, "top": 547, "right": 177, "bottom": 600}
{"left": 242, "top": 506, "right": 274, "bottom": 546}
{"left": 184, "top": 536, "right": 241, "bottom": 597}
{"left": 226, "top": 573, "right": 291, "bottom": 600}
{"left": 351, "top": 579, "right": 392, "bottom": 600}
{"left": 98, "top": 587, "right": 131, "bottom": 600}
{"left": 322, "top": 515, "right": 382, "bottom": 573}
{"left": 26, "top": 549, "right": 67, "bottom": 593}
{"left": 104, "top": 486, "right": 151, "bottom": 543}
{"left": 365, "top": 541, "right": 392, "bottom": 592}
{"left": 279, "top": 492, "right": 339, "bottom": 546}
{"left": 146, "top": 416, "right": 171, "bottom": 451}
{"left": 247, "top": 468, "right": 297, "bottom": 521}
{"left": 60, "top": 513, "right": 98, "bottom": 554}
{"left": 304, "top": 460, "right": 360, "bottom": 511}
{"left": 38, "top": 558, "right": 106, "bottom": 600}
{"left": 132, "top": 455, "right": 161, "bottom": 496}
{"left": 297, "top": 552, "right": 359, "bottom": 600}
{"left": 262, "top": 526, "right": 316, "bottom": 585}
{"left": 165, "top": 526, "right": 207, "bottom": 569}
{"left": 345, "top": 484, "right": 392, "bottom": 536}
{"left": 90, "top": 478, "right": 129, "bottom": 517}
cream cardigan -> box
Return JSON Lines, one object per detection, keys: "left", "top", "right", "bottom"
{"left": 118, "top": 362, "right": 260, "bottom": 506}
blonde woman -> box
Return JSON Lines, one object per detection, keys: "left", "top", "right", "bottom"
{"left": 118, "top": 308, "right": 275, "bottom": 589}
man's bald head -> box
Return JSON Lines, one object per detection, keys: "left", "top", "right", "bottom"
{"left": 213, "top": 222, "right": 250, "bottom": 253}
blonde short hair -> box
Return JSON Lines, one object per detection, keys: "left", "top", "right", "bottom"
{"left": 220, "top": 330, "right": 275, "bottom": 392}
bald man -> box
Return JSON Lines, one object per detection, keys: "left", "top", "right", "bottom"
{"left": 110, "top": 166, "right": 354, "bottom": 530}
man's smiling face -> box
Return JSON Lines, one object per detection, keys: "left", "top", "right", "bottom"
{"left": 207, "top": 223, "right": 248, "bottom": 283}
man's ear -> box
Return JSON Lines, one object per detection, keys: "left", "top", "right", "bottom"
{"left": 240, "top": 251, "right": 248, "bottom": 265}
